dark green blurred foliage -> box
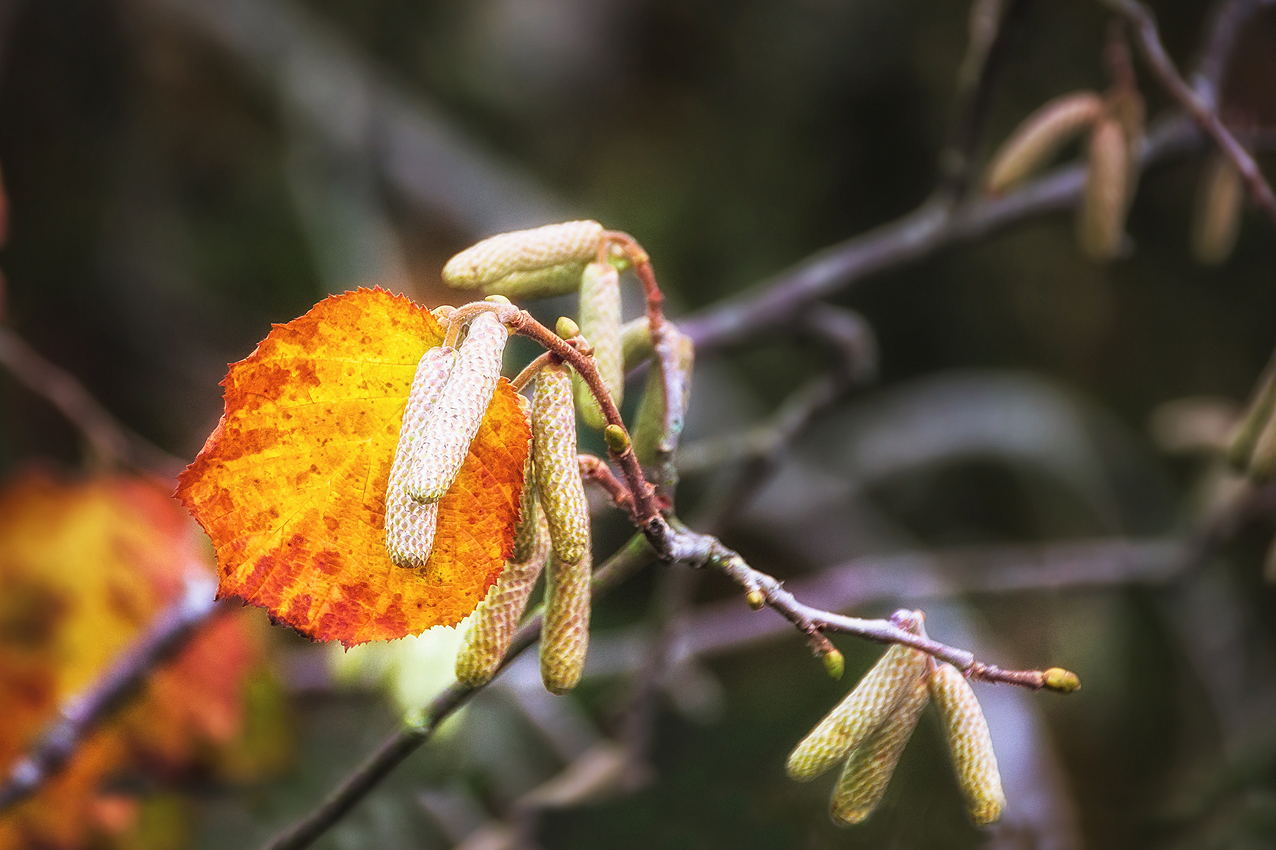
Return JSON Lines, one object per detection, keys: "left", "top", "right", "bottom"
{"left": 1, "top": 0, "right": 1274, "bottom": 848}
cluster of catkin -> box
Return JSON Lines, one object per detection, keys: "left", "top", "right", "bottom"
{"left": 984, "top": 87, "right": 1144, "bottom": 261}
{"left": 417, "top": 221, "right": 632, "bottom": 694}
{"left": 786, "top": 612, "right": 1005, "bottom": 826}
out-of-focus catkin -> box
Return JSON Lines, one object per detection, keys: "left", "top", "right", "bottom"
{"left": 1078, "top": 116, "right": 1130, "bottom": 261}
{"left": 929, "top": 663, "right": 1006, "bottom": 825}
{"left": 532, "top": 363, "right": 591, "bottom": 565}
{"left": 984, "top": 91, "right": 1104, "bottom": 194}
{"left": 407, "top": 312, "right": 508, "bottom": 503}
{"left": 442, "top": 221, "right": 604, "bottom": 298}
{"left": 455, "top": 507, "right": 550, "bottom": 687}
{"left": 541, "top": 548, "right": 591, "bottom": 694}
{"left": 785, "top": 643, "right": 927, "bottom": 781}
{"left": 574, "top": 262, "right": 624, "bottom": 430}
{"left": 1192, "top": 152, "right": 1244, "bottom": 266}
{"left": 384, "top": 346, "right": 456, "bottom": 567}
{"left": 829, "top": 676, "right": 929, "bottom": 826}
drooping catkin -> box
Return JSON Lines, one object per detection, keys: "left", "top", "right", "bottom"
{"left": 1078, "top": 116, "right": 1130, "bottom": 261}
{"left": 1229, "top": 352, "right": 1276, "bottom": 473}
{"left": 455, "top": 507, "right": 550, "bottom": 687}
{"left": 407, "top": 312, "right": 508, "bottom": 503}
{"left": 574, "top": 262, "right": 625, "bottom": 430}
{"left": 1192, "top": 152, "right": 1244, "bottom": 266}
{"left": 631, "top": 329, "right": 695, "bottom": 466}
{"left": 929, "top": 663, "right": 1006, "bottom": 826}
{"left": 540, "top": 548, "right": 591, "bottom": 694}
{"left": 984, "top": 91, "right": 1104, "bottom": 195}
{"left": 829, "top": 676, "right": 929, "bottom": 826}
{"left": 442, "top": 221, "right": 604, "bottom": 297}
{"left": 532, "top": 363, "right": 591, "bottom": 565}
{"left": 621, "top": 317, "right": 653, "bottom": 370}
{"left": 384, "top": 346, "right": 456, "bottom": 567}
{"left": 785, "top": 643, "right": 927, "bottom": 781}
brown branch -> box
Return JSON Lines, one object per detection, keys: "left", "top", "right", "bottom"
{"left": 261, "top": 534, "right": 657, "bottom": 850}
{"left": 577, "top": 454, "right": 634, "bottom": 515}
{"left": 0, "top": 575, "right": 222, "bottom": 813}
{"left": 1101, "top": 0, "right": 1276, "bottom": 226}
{"left": 0, "top": 328, "right": 185, "bottom": 476}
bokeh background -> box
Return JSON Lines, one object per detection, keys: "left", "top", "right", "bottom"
{"left": 0, "top": 0, "right": 1274, "bottom": 848}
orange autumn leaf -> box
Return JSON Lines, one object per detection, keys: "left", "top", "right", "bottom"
{"left": 0, "top": 471, "right": 266, "bottom": 850}
{"left": 176, "top": 287, "right": 531, "bottom": 646}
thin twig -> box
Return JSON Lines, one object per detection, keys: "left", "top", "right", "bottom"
{"left": 578, "top": 454, "right": 634, "bottom": 515}
{"left": 1195, "top": 0, "right": 1268, "bottom": 103}
{"left": 261, "top": 534, "right": 657, "bottom": 850}
{"left": 0, "top": 574, "right": 222, "bottom": 813}
{"left": 1101, "top": 0, "right": 1276, "bottom": 225}
{"left": 0, "top": 328, "right": 185, "bottom": 476}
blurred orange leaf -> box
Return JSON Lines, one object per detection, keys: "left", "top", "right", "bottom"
{"left": 177, "top": 288, "right": 530, "bottom": 646}
{"left": 0, "top": 471, "right": 267, "bottom": 850}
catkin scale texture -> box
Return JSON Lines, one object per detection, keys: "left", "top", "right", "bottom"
{"left": 407, "top": 312, "right": 508, "bottom": 503}
{"left": 541, "top": 548, "right": 591, "bottom": 694}
{"left": 1078, "top": 117, "right": 1130, "bottom": 261}
{"left": 785, "top": 644, "right": 926, "bottom": 781}
{"left": 574, "top": 262, "right": 625, "bottom": 430}
{"left": 1192, "top": 153, "right": 1244, "bottom": 265}
{"left": 455, "top": 508, "right": 551, "bottom": 687}
{"left": 984, "top": 91, "right": 1104, "bottom": 194}
{"left": 532, "top": 363, "right": 591, "bottom": 565}
{"left": 442, "top": 221, "right": 604, "bottom": 293}
{"left": 829, "top": 677, "right": 929, "bottom": 826}
{"left": 384, "top": 347, "right": 456, "bottom": 567}
{"left": 930, "top": 663, "right": 1006, "bottom": 825}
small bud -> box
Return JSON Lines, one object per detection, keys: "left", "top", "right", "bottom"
{"left": 984, "top": 91, "right": 1105, "bottom": 195}
{"left": 541, "top": 549, "right": 592, "bottom": 694}
{"left": 455, "top": 510, "right": 550, "bottom": 686}
{"left": 532, "top": 363, "right": 591, "bottom": 565}
{"left": 786, "top": 644, "right": 926, "bottom": 781}
{"left": 603, "top": 424, "right": 629, "bottom": 453}
{"left": 745, "top": 588, "right": 766, "bottom": 610}
{"left": 1041, "top": 667, "right": 1081, "bottom": 694}
{"left": 1078, "top": 116, "right": 1131, "bottom": 262}
{"left": 574, "top": 262, "right": 625, "bottom": 430}
{"left": 822, "top": 648, "right": 845, "bottom": 681}
{"left": 1192, "top": 152, "right": 1244, "bottom": 266}
{"left": 442, "top": 221, "right": 604, "bottom": 296}
{"left": 930, "top": 663, "right": 1006, "bottom": 825}
{"left": 829, "top": 677, "right": 929, "bottom": 825}
{"left": 407, "top": 312, "right": 509, "bottom": 503}
{"left": 384, "top": 346, "right": 456, "bottom": 567}
{"left": 484, "top": 294, "right": 512, "bottom": 305}
{"left": 556, "top": 316, "right": 581, "bottom": 340}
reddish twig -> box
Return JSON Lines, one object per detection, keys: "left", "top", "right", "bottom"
{"left": 578, "top": 454, "right": 635, "bottom": 515}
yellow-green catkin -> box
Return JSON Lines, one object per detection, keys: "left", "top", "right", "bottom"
{"left": 984, "top": 91, "right": 1104, "bottom": 194}
{"left": 1230, "top": 347, "right": 1276, "bottom": 472}
{"left": 929, "top": 663, "right": 1006, "bottom": 826}
{"left": 1192, "top": 152, "right": 1244, "bottom": 266}
{"left": 532, "top": 363, "right": 591, "bottom": 565}
{"left": 785, "top": 643, "right": 927, "bottom": 781}
{"left": 574, "top": 262, "right": 624, "bottom": 430}
{"left": 621, "top": 317, "right": 653, "bottom": 371}
{"left": 384, "top": 346, "right": 456, "bottom": 567}
{"left": 540, "top": 548, "right": 592, "bottom": 694}
{"left": 455, "top": 504, "right": 551, "bottom": 687}
{"left": 407, "top": 312, "right": 508, "bottom": 503}
{"left": 829, "top": 676, "right": 930, "bottom": 826}
{"left": 442, "top": 221, "right": 604, "bottom": 299}
{"left": 631, "top": 329, "right": 695, "bottom": 466}
{"left": 1078, "top": 116, "right": 1130, "bottom": 261}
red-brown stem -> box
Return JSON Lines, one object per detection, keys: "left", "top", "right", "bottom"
{"left": 511, "top": 352, "right": 555, "bottom": 393}
{"left": 508, "top": 311, "right": 671, "bottom": 557}
{"left": 578, "top": 454, "right": 635, "bottom": 514}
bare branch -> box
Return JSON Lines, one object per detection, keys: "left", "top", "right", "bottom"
{"left": 1101, "top": 0, "right": 1276, "bottom": 225}
{"left": 0, "top": 575, "right": 221, "bottom": 813}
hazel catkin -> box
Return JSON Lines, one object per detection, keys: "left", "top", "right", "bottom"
{"left": 829, "top": 676, "right": 929, "bottom": 825}
{"left": 442, "top": 221, "right": 604, "bottom": 298}
{"left": 532, "top": 363, "right": 591, "bottom": 566}
{"left": 929, "top": 663, "right": 1006, "bottom": 825}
